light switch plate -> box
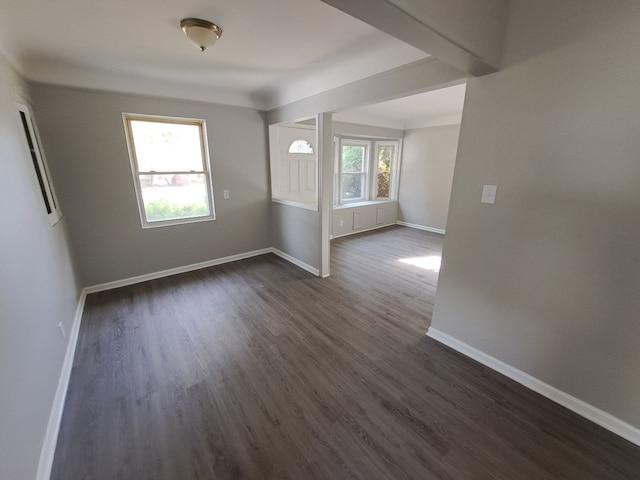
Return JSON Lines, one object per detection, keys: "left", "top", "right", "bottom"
{"left": 481, "top": 185, "right": 497, "bottom": 204}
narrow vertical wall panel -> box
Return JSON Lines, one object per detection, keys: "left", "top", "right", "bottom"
{"left": 288, "top": 161, "right": 300, "bottom": 193}
{"left": 353, "top": 211, "right": 362, "bottom": 229}
{"left": 305, "top": 160, "right": 315, "bottom": 193}
{"left": 318, "top": 112, "right": 333, "bottom": 277}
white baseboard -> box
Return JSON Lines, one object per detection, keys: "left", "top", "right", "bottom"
{"left": 271, "top": 248, "right": 320, "bottom": 276}
{"left": 84, "top": 248, "right": 273, "bottom": 294}
{"left": 331, "top": 222, "right": 395, "bottom": 239}
{"left": 36, "top": 289, "right": 87, "bottom": 480}
{"left": 396, "top": 220, "right": 445, "bottom": 235}
{"left": 426, "top": 327, "right": 640, "bottom": 447}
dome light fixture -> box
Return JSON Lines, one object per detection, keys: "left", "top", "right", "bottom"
{"left": 180, "top": 18, "right": 223, "bottom": 52}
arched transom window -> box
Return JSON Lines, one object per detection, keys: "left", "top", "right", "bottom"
{"left": 288, "top": 139, "right": 314, "bottom": 154}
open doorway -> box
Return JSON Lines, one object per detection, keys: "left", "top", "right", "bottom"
{"left": 331, "top": 82, "right": 466, "bottom": 239}
{"left": 327, "top": 82, "right": 466, "bottom": 287}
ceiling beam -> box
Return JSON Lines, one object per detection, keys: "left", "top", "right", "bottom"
{"left": 320, "top": 0, "right": 509, "bottom": 76}
{"left": 267, "top": 58, "right": 465, "bottom": 125}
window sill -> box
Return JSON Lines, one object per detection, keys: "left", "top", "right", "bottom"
{"left": 141, "top": 215, "right": 215, "bottom": 229}
{"left": 333, "top": 199, "right": 397, "bottom": 210}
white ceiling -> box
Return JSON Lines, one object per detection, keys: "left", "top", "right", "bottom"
{"left": 334, "top": 83, "right": 467, "bottom": 130}
{"left": 0, "top": 0, "right": 430, "bottom": 110}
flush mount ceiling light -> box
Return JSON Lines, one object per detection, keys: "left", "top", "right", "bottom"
{"left": 180, "top": 18, "right": 223, "bottom": 52}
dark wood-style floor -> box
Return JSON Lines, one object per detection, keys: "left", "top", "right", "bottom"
{"left": 52, "top": 226, "right": 640, "bottom": 479}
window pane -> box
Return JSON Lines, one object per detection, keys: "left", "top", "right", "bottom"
{"left": 341, "top": 173, "right": 363, "bottom": 200}
{"left": 378, "top": 145, "right": 393, "bottom": 171}
{"left": 377, "top": 172, "right": 391, "bottom": 198}
{"left": 342, "top": 145, "right": 365, "bottom": 173}
{"left": 140, "top": 174, "right": 210, "bottom": 222}
{"left": 130, "top": 120, "right": 204, "bottom": 172}
{"left": 377, "top": 145, "right": 394, "bottom": 198}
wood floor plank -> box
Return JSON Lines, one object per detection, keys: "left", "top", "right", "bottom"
{"left": 51, "top": 226, "right": 640, "bottom": 479}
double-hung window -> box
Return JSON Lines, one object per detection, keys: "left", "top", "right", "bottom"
{"left": 340, "top": 140, "right": 369, "bottom": 202}
{"left": 335, "top": 137, "right": 400, "bottom": 205}
{"left": 123, "top": 114, "right": 215, "bottom": 228}
{"left": 373, "top": 141, "right": 397, "bottom": 200}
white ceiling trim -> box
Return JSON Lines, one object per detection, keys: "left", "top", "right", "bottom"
{"left": 0, "top": 0, "right": 469, "bottom": 121}
{"left": 25, "top": 61, "right": 256, "bottom": 109}
{"left": 0, "top": 0, "right": 435, "bottom": 112}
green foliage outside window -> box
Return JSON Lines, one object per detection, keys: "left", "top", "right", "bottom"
{"left": 145, "top": 200, "right": 209, "bottom": 222}
{"left": 342, "top": 174, "right": 363, "bottom": 199}
{"left": 377, "top": 146, "right": 393, "bottom": 198}
{"left": 341, "top": 145, "right": 365, "bottom": 200}
{"left": 338, "top": 141, "right": 396, "bottom": 202}
{"left": 342, "top": 145, "right": 364, "bottom": 172}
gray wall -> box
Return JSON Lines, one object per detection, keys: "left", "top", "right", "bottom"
{"left": 31, "top": 85, "right": 271, "bottom": 286}
{"left": 432, "top": 0, "right": 640, "bottom": 429}
{"left": 398, "top": 124, "right": 459, "bottom": 231}
{"left": 270, "top": 203, "right": 321, "bottom": 270}
{"left": 0, "top": 56, "right": 80, "bottom": 480}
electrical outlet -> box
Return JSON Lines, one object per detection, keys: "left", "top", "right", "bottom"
{"left": 481, "top": 185, "right": 497, "bottom": 204}
{"left": 223, "top": 190, "right": 230, "bottom": 200}
{"left": 58, "top": 321, "right": 66, "bottom": 340}
{"left": 339, "top": 220, "right": 344, "bottom": 227}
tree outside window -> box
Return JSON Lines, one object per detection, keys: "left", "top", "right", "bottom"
{"left": 341, "top": 144, "right": 367, "bottom": 201}
{"left": 376, "top": 144, "right": 394, "bottom": 199}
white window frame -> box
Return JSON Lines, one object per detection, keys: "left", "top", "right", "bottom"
{"left": 333, "top": 136, "right": 340, "bottom": 206}
{"left": 287, "top": 139, "right": 315, "bottom": 154}
{"left": 17, "top": 101, "right": 61, "bottom": 226}
{"left": 372, "top": 140, "right": 400, "bottom": 201}
{"left": 338, "top": 139, "right": 370, "bottom": 204}
{"left": 335, "top": 135, "right": 400, "bottom": 206}
{"left": 123, "top": 113, "right": 216, "bottom": 229}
